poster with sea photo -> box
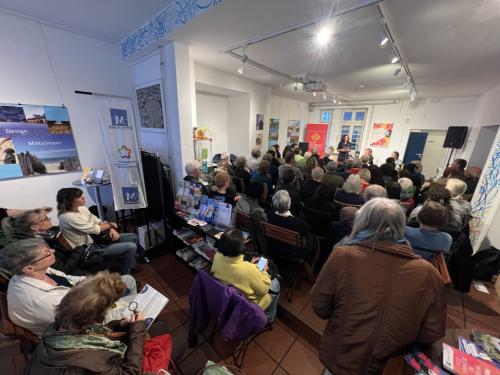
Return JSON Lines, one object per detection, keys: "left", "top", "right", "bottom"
{"left": 267, "top": 118, "right": 280, "bottom": 150}
{"left": 287, "top": 119, "right": 300, "bottom": 145}
{"left": 0, "top": 103, "right": 81, "bottom": 180}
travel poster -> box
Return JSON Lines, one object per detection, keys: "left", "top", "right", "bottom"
{"left": 287, "top": 119, "right": 300, "bottom": 145}
{"left": 369, "top": 123, "right": 393, "bottom": 148}
{"left": 268, "top": 118, "right": 280, "bottom": 150}
{"left": 0, "top": 103, "right": 81, "bottom": 180}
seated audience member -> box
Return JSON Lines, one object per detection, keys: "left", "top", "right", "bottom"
{"left": 263, "top": 153, "right": 279, "bottom": 188}
{"left": 57, "top": 188, "right": 137, "bottom": 275}
{"left": 351, "top": 158, "right": 362, "bottom": 175}
{"left": 325, "top": 206, "right": 358, "bottom": 249}
{"left": 380, "top": 162, "right": 397, "bottom": 185}
{"left": 412, "top": 160, "right": 426, "bottom": 185}
{"left": 464, "top": 166, "right": 481, "bottom": 195}
{"left": 24, "top": 271, "right": 146, "bottom": 374}
{"left": 312, "top": 198, "right": 446, "bottom": 374}
{"left": 272, "top": 144, "right": 281, "bottom": 159}
{"left": 386, "top": 157, "right": 396, "bottom": 167}
{"left": 341, "top": 159, "right": 354, "bottom": 181}
{"left": 2, "top": 208, "right": 86, "bottom": 275}
{"left": 360, "top": 154, "right": 370, "bottom": 169}
{"left": 408, "top": 185, "right": 460, "bottom": 230}
{"left": 446, "top": 178, "right": 472, "bottom": 226}
{"left": 443, "top": 158, "right": 467, "bottom": 179}
{"left": 321, "top": 161, "right": 344, "bottom": 194}
{"left": 334, "top": 174, "right": 364, "bottom": 206}
{"left": 398, "top": 177, "right": 415, "bottom": 210}
{"left": 301, "top": 167, "right": 323, "bottom": 200}
{"left": 184, "top": 160, "right": 209, "bottom": 195}
{"left": 294, "top": 147, "right": 304, "bottom": 163}
{"left": 211, "top": 229, "right": 280, "bottom": 322}
{"left": 363, "top": 148, "right": 374, "bottom": 166}
{"left": 210, "top": 171, "right": 239, "bottom": 206}
{"left": 305, "top": 184, "right": 337, "bottom": 216}
{"left": 0, "top": 207, "right": 34, "bottom": 221}
{"left": 248, "top": 147, "right": 262, "bottom": 171}
{"left": 368, "top": 164, "right": 385, "bottom": 187}
{"left": 215, "top": 153, "right": 234, "bottom": 176}
{"left": 267, "top": 191, "right": 318, "bottom": 268}
{"left": 275, "top": 168, "right": 302, "bottom": 216}
{"left": 234, "top": 156, "right": 251, "bottom": 190}
{"left": 363, "top": 184, "right": 387, "bottom": 202}
{"left": 265, "top": 149, "right": 281, "bottom": 169}
{"left": 386, "top": 181, "right": 402, "bottom": 200}
{"left": 251, "top": 160, "right": 273, "bottom": 196}
{"left": 301, "top": 153, "right": 318, "bottom": 181}
{"left": 235, "top": 182, "right": 266, "bottom": 221}
{"left": 296, "top": 151, "right": 310, "bottom": 169}
{"left": 320, "top": 149, "right": 332, "bottom": 167}
{"left": 0, "top": 238, "right": 136, "bottom": 337}
{"left": 278, "top": 151, "right": 303, "bottom": 190}
{"left": 400, "top": 163, "right": 422, "bottom": 191}
{"left": 405, "top": 201, "right": 453, "bottom": 259}
{"left": 359, "top": 168, "right": 371, "bottom": 193}
{"left": 391, "top": 151, "right": 403, "bottom": 168}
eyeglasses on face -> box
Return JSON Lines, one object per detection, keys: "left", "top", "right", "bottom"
{"left": 25, "top": 248, "right": 53, "bottom": 266}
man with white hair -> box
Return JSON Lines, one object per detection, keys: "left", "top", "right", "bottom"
{"left": 247, "top": 147, "right": 261, "bottom": 171}
{"left": 312, "top": 198, "right": 446, "bottom": 374}
{"left": 301, "top": 166, "right": 324, "bottom": 200}
{"left": 363, "top": 184, "right": 387, "bottom": 202}
{"left": 183, "top": 160, "right": 208, "bottom": 195}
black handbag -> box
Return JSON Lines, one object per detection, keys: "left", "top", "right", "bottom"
{"left": 76, "top": 244, "right": 104, "bottom": 268}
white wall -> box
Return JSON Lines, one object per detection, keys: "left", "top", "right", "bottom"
{"left": 196, "top": 93, "right": 228, "bottom": 154}
{"left": 0, "top": 11, "right": 134, "bottom": 219}
{"left": 310, "top": 97, "right": 478, "bottom": 166}
{"left": 194, "top": 64, "right": 271, "bottom": 156}
{"left": 269, "top": 95, "right": 310, "bottom": 149}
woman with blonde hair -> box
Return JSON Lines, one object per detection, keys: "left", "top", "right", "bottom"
{"left": 24, "top": 271, "right": 147, "bottom": 375}
{"left": 446, "top": 178, "right": 472, "bottom": 227}
{"left": 210, "top": 171, "right": 238, "bottom": 205}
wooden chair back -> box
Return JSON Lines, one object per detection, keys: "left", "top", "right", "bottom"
{"left": 0, "top": 291, "right": 39, "bottom": 343}
{"left": 261, "top": 222, "right": 302, "bottom": 248}
{"left": 260, "top": 183, "right": 268, "bottom": 203}
{"left": 334, "top": 199, "right": 362, "bottom": 210}
{"left": 429, "top": 253, "right": 452, "bottom": 285}
{"left": 235, "top": 211, "right": 252, "bottom": 231}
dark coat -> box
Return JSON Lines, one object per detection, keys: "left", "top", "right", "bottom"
{"left": 311, "top": 241, "right": 446, "bottom": 374}
{"left": 24, "top": 321, "right": 147, "bottom": 375}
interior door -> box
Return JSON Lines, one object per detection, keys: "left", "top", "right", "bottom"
{"left": 403, "top": 132, "right": 428, "bottom": 163}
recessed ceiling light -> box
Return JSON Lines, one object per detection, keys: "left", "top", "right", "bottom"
{"left": 315, "top": 25, "right": 332, "bottom": 46}
{"left": 358, "top": 85, "right": 365, "bottom": 89}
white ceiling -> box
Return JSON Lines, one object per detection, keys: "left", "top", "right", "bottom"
{"left": 168, "top": 0, "right": 500, "bottom": 102}
{"left": 0, "top": 0, "right": 170, "bottom": 43}
{"left": 1, "top": 0, "right": 500, "bottom": 102}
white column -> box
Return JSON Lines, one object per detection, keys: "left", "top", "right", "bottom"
{"left": 163, "top": 42, "right": 196, "bottom": 182}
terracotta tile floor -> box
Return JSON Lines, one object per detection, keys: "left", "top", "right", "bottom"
{"left": 1, "top": 251, "right": 499, "bottom": 375}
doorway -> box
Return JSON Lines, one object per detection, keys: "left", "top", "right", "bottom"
{"left": 403, "top": 130, "right": 448, "bottom": 178}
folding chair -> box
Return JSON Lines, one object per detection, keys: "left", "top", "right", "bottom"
{"left": 261, "top": 222, "right": 304, "bottom": 302}
{"left": 188, "top": 272, "right": 271, "bottom": 368}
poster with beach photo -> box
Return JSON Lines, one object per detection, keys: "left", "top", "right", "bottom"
{"left": 0, "top": 103, "right": 81, "bottom": 180}
{"left": 268, "top": 118, "right": 279, "bottom": 150}
{"left": 287, "top": 119, "right": 300, "bottom": 145}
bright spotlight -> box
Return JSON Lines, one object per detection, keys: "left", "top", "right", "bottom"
{"left": 391, "top": 56, "right": 399, "bottom": 64}
{"left": 315, "top": 26, "right": 332, "bottom": 46}
{"left": 380, "top": 36, "right": 389, "bottom": 47}
{"left": 313, "top": 92, "right": 317, "bottom": 97}
{"left": 237, "top": 64, "right": 245, "bottom": 74}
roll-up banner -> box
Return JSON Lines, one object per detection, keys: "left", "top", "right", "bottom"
{"left": 94, "top": 95, "right": 147, "bottom": 210}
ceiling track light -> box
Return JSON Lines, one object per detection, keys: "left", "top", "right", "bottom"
{"left": 391, "top": 55, "right": 399, "bottom": 64}
{"left": 322, "top": 93, "right": 327, "bottom": 100}
{"left": 333, "top": 96, "right": 337, "bottom": 104}
{"left": 279, "top": 82, "right": 286, "bottom": 88}
{"left": 393, "top": 67, "right": 401, "bottom": 76}
{"left": 313, "top": 92, "right": 317, "bottom": 97}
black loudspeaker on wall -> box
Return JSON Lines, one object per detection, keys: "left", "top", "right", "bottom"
{"left": 298, "top": 142, "right": 309, "bottom": 154}
{"left": 443, "top": 126, "right": 469, "bottom": 149}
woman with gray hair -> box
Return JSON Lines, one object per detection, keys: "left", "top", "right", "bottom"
{"left": 334, "top": 174, "right": 364, "bottom": 206}
{"left": 248, "top": 147, "right": 262, "bottom": 171}
{"left": 0, "top": 238, "right": 137, "bottom": 337}
{"left": 312, "top": 198, "right": 446, "bottom": 374}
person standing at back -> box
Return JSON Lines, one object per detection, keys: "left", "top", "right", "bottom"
{"left": 312, "top": 198, "right": 446, "bottom": 374}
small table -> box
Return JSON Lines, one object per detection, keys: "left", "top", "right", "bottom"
{"left": 72, "top": 180, "right": 111, "bottom": 219}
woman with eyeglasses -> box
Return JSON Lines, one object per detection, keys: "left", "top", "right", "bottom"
{"left": 24, "top": 271, "right": 147, "bottom": 375}
{"left": 0, "top": 238, "right": 136, "bottom": 337}
{"left": 2, "top": 207, "right": 87, "bottom": 275}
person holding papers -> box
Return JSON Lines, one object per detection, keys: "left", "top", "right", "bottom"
{"left": 24, "top": 271, "right": 147, "bottom": 375}
{"left": 337, "top": 135, "right": 352, "bottom": 162}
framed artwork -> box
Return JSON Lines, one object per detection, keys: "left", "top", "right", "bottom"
{"left": 135, "top": 81, "right": 165, "bottom": 131}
